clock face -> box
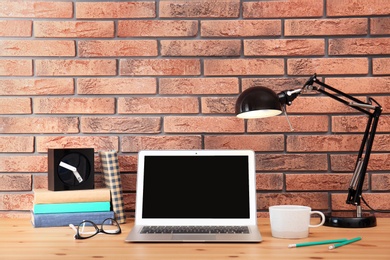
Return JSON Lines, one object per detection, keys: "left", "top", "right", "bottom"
{"left": 58, "top": 153, "right": 91, "bottom": 186}
{"left": 48, "top": 148, "right": 94, "bottom": 191}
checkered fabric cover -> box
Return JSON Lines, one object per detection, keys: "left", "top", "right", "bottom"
{"left": 99, "top": 150, "right": 126, "bottom": 224}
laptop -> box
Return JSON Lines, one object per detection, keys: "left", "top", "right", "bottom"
{"left": 125, "top": 149, "right": 262, "bottom": 242}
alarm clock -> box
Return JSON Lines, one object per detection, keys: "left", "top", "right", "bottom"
{"left": 48, "top": 148, "right": 95, "bottom": 191}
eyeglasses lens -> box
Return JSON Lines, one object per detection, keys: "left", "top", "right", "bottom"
{"left": 102, "top": 219, "right": 120, "bottom": 234}
{"left": 78, "top": 221, "right": 98, "bottom": 239}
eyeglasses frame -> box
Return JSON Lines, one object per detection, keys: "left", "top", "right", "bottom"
{"left": 74, "top": 218, "right": 121, "bottom": 239}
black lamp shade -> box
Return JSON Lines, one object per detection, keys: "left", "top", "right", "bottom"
{"left": 235, "top": 87, "right": 283, "bottom": 119}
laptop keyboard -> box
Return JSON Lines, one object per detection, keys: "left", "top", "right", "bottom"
{"left": 140, "top": 226, "right": 249, "bottom": 234}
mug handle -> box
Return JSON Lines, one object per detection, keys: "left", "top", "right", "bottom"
{"left": 308, "top": 211, "right": 325, "bottom": 228}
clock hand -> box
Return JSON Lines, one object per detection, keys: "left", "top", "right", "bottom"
{"left": 59, "top": 161, "right": 84, "bottom": 183}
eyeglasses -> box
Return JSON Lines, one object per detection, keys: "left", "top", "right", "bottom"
{"left": 69, "top": 218, "right": 121, "bottom": 239}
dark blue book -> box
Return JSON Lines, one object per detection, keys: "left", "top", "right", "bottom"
{"left": 31, "top": 211, "right": 115, "bottom": 228}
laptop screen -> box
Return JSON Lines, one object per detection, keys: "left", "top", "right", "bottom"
{"left": 141, "top": 154, "right": 250, "bottom": 219}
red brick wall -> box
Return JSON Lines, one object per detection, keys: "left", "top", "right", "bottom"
{"left": 0, "top": 0, "right": 389, "bottom": 218}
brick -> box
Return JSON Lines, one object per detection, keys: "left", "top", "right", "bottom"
{"left": 332, "top": 115, "right": 390, "bottom": 133}
{"left": 331, "top": 154, "right": 390, "bottom": 172}
{"left": 325, "top": 77, "right": 390, "bottom": 94}
{"left": 370, "top": 134, "right": 390, "bottom": 151}
{"left": 288, "top": 134, "right": 390, "bottom": 152}
{"left": 79, "top": 40, "right": 158, "bottom": 57}
{"left": 118, "top": 20, "right": 198, "bottom": 37}
{"left": 0, "top": 117, "right": 78, "bottom": 134}
{"left": 331, "top": 193, "right": 390, "bottom": 211}
{"left": 34, "top": 97, "right": 115, "bottom": 114}
{"left": 201, "top": 97, "right": 235, "bottom": 114}
{"left": 120, "top": 174, "right": 137, "bottom": 192}
{"left": 159, "top": 0, "right": 240, "bottom": 18}
{"left": 160, "top": 78, "right": 239, "bottom": 95}
{"left": 76, "top": 2, "right": 155, "bottom": 18}
{"left": 204, "top": 135, "right": 284, "bottom": 151}
{"left": 123, "top": 193, "right": 136, "bottom": 211}
{"left": 256, "top": 154, "right": 328, "bottom": 172}
{"left": 36, "top": 59, "right": 116, "bottom": 76}
{"left": 0, "top": 1, "right": 72, "bottom": 18}
{"left": 286, "top": 173, "right": 368, "bottom": 191}
{"left": 161, "top": 40, "right": 241, "bottom": 56}
{"left": 371, "top": 17, "right": 390, "bottom": 35}
{"left": 36, "top": 136, "right": 119, "bottom": 153}
{"left": 243, "top": 0, "right": 323, "bottom": 18}
{"left": 372, "top": 174, "right": 390, "bottom": 191}
{"left": 0, "top": 137, "right": 33, "bottom": 153}
{"left": 33, "top": 174, "right": 48, "bottom": 190}
{"left": 0, "top": 194, "right": 33, "bottom": 210}
{"left": 0, "top": 211, "right": 30, "bottom": 219}
{"left": 0, "top": 174, "right": 31, "bottom": 191}
{"left": 0, "top": 78, "right": 74, "bottom": 95}
{"left": 327, "top": 0, "right": 390, "bottom": 16}
{"left": 256, "top": 173, "right": 284, "bottom": 191}
{"left": 95, "top": 155, "right": 138, "bottom": 173}
{"left": 329, "top": 38, "right": 390, "bottom": 55}
{"left": 377, "top": 96, "right": 390, "bottom": 111}
{"left": 120, "top": 59, "right": 200, "bottom": 76}
{"left": 0, "top": 98, "right": 31, "bottom": 114}
{"left": 285, "top": 18, "right": 367, "bottom": 36}
{"left": 242, "top": 77, "right": 308, "bottom": 92}
{"left": 283, "top": 96, "right": 356, "bottom": 114}
{"left": 77, "top": 78, "right": 156, "bottom": 95}
{"left": 0, "top": 156, "right": 47, "bottom": 172}
{"left": 0, "top": 20, "right": 31, "bottom": 36}
{"left": 0, "top": 60, "right": 32, "bottom": 76}
{"left": 122, "top": 136, "right": 202, "bottom": 152}
{"left": 373, "top": 58, "right": 390, "bottom": 75}
{"left": 257, "top": 192, "right": 329, "bottom": 210}
{"left": 244, "top": 39, "right": 324, "bottom": 56}
{"left": 247, "top": 115, "right": 329, "bottom": 133}
{"left": 81, "top": 117, "right": 161, "bottom": 134}
{"left": 164, "top": 116, "right": 245, "bottom": 133}
{"left": 288, "top": 58, "right": 369, "bottom": 75}
{"left": 34, "top": 21, "right": 114, "bottom": 38}
{"left": 118, "top": 97, "right": 199, "bottom": 114}
{"left": 204, "top": 59, "right": 284, "bottom": 76}
{"left": 201, "top": 20, "right": 281, "bottom": 37}
{"left": 0, "top": 40, "right": 75, "bottom": 56}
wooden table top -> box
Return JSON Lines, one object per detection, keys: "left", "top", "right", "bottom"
{"left": 1, "top": 218, "right": 389, "bottom": 259}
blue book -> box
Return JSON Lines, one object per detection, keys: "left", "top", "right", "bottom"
{"left": 33, "top": 201, "right": 110, "bottom": 214}
{"left": 31, "top": 211, "right": 115, "bottom": 228}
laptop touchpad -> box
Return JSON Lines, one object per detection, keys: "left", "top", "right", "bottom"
{"left": 172, "top": 234, "right": 216, "bottom": 241}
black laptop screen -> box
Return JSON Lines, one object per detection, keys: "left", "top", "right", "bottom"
{"left": 142, "top": 155, "right": 250, "bottom": 219}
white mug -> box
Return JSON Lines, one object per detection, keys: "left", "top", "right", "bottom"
{"left": 269, "top": 205, "right": 325, "bottom": 239}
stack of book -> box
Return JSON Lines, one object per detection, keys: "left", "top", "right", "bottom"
{"left": 31, "top": 188, "right": 113, "bottom": 228}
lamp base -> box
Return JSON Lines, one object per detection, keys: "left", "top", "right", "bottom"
{"left": 324, "top": 211, "right": 376, "bottom": 228}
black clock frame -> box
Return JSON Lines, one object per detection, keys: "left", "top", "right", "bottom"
{"left": 48, "top": 148, "right": 95, "bottom": 191}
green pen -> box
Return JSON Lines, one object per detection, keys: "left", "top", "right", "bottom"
{"left": 288, "top": 238, "right": 348, "bottom": 248}
{"left": 328, "top": 236, "right": 362, "bottom": 250}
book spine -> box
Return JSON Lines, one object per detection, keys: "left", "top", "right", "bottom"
{"left": 33, "top": 188, "right": 111, "bottom": 204}
{"left": 33, "top": 201, "right": 110, "bottom": 214}
{"left": 99, "top": 150, "right": 126, "bottom": 224}
{"left": 31, "top": 211, "right": 115, "bottom": 228}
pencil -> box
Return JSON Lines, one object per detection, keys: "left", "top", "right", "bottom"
{"left": 288, "top": 238, "right": 348, "bottom": 248}
{"left": 328, "top": 237, "right": 362, "bottom": 250}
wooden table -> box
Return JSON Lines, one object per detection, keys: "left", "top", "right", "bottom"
{"left": 1, "top": 218, "right": 389, "bottom": 259}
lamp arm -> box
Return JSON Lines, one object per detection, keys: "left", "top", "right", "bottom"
{"left": 303, "top": 74, "right": 383, "bottom": 214}
{"left": 347, "top": 112, "right": 380, "bottom": 210}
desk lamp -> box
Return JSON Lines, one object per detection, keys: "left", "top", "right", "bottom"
{"left": 235, "top": 74, "right": 382, "bottom": 228}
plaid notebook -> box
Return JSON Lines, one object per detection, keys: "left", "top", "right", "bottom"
{"left": 99, "top": 150, "right": 126, "bottom": 224}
